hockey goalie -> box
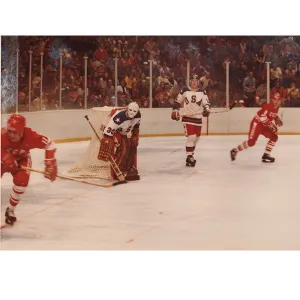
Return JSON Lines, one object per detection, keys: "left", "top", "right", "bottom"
{"left": 98, "top": 102, "right": 141, "bottom": 181}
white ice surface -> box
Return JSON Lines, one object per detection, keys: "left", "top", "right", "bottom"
{"left": 1, "top": 135, "right": 300, "bottom": 250}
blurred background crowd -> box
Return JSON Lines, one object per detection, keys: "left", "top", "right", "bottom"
{"left": 2, "top": 36, "right": 300, "bottom": 113}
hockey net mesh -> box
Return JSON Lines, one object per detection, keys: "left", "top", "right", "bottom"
{"left": 65, "top": 106, "right": 125, "bottom": 180}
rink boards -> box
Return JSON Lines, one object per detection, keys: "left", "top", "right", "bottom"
{"left": 1, "top": 108, "right": 300, "bottom": 143}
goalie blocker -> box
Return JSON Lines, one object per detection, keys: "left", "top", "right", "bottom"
{"left": 98, "top": 102, "right": 141, "bottom": 181}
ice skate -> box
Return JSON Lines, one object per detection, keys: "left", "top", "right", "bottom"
{"left": 186, "top": 155, "right": 196, "bottom": 167}
{"left": 262, "top": 153, "right": 275, "bottom": 163}
{"left": 230, "top": 148, "right": 238, "bottom": 161}
{"left": 125, "top": 167, "right": 140, "bottom": 181}
{"left": 5, "top": 207, "right": 17, "bottom": 225}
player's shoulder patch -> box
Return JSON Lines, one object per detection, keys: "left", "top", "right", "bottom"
{"left": 180, "top": 87, "right": 190, "bottom": 94}
{"left": 113, "top": 110, "right": 127, "bottom": 125}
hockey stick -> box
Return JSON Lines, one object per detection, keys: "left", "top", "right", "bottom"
{"left": 84, "top": 115, "right": 126, "bottom": 182}
{"left": 20, "top": 166, "right": 122, "bottom": 188}
{"left": 180, "top": 101, "right": 237, "bottom": 118}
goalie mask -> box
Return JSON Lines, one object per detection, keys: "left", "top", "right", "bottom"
{"left": 127, "top": 102, "right": 139, "bottom": 119}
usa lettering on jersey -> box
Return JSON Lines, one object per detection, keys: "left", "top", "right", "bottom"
{"left": 173, "top": 87, "right": 210, "bottom": 126}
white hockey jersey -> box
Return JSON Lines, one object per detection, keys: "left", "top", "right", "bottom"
{"left": 103, "top": 109, "right": 141, "bottom": 137}
{"left": 173, "top": 87, "right": 210, "bottom": 126}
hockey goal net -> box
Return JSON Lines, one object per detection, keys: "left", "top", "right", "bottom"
{"left": 65, "top": 106, "right": 125, "bottom": 181}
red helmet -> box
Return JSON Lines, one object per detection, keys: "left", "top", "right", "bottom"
{"left": 7, "top": 114, "right": 26, "bottom": 133}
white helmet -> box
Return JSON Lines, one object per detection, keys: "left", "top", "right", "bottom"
{"left": 127, "top": 102, "right": 139, "bottom": 119}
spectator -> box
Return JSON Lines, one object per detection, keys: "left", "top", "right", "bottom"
{"left": 255, "top": 49, "right": 266, "bottom": 72}
{"left": 271, "top": 81, "right": 286, "bottom": 104}
{"left": 124, "top": 73, "right": 137, "bottom": 94}
{"left": 32, "top": 73, "right": 41, "bottom": 99}
{"left": 210, "top": 91, "right": 222, "bottom": 107}
{"left": 155, "top": 82, "right": 169, "bottom": 103}
{"left": 105, "top": 79, "right": 115, "bottom": 104}
{"left": 286, "top": 82, "right": 300, "bottom": 107}
{"left": 159, "top": 62, "right": 171, "bottom": 77}
{"left": 116, "top": 79, "right": 128, "bottom": 106}
{"left": 144, "top": 37, "right": 159, "bottom": 60}
{"left": 141, "top": 97, "right": 149, "bottom": 108}
{"left": 255, "top": 83, "right": 268, "bottom": 106}
{"left": 270, "top": 64, "right": 282, "bottom": 87}
{"left": 103, "top": 95, "right": 110, "bottom": 107}
{"left": 139, "top": 79, "right": 149, "bottom": 99}
{"left": 200, "top": 72, "right": 211, "bottom": 92}
{"left": 131, "top": 82, "right": 140, "bottom": 101}
{"left": 157, "top": 72, "right": 172, "bottom": 86}
{"left": 243, "top": 72, "right": 256, "bottom": 107}
{"left": 94, "top": 43, "right": 108, "bottom": 62}
{"left": 283, "top": 62, "right": 296, "bottom": 88}
{"left": 168, "top": 72, "right": 177, "bottom": 87}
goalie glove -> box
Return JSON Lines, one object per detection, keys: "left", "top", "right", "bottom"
{"left": 171, "top": 110, "right": 180, "bottom": 121}
{"left": 275, "top": 117, "right": 283, "bottom": 127}
{"left": 98, "top": 136, "right": 114, "bottom": 161}
{"left": 2, "top": 152, "right": 18, "bottom": 171}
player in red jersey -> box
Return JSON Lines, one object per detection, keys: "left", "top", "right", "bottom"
{"left": 1, "top": 114, "right": 57, "bottom": 225}
{"left": 230, "top": 93, "right": 283, "bottom": 163}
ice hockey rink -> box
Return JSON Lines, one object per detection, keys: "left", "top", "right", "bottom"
{"left": 1, "top": 135, "right": 300, "bottom": 250}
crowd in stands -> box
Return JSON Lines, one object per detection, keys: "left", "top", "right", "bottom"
{"left": 2, "top": 36, "right": 300, "bottom": 112}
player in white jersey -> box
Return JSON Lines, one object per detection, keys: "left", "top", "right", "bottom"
{"left": 98, "top": 102, "right": 141, "bottom": 180}
{"left": 171, "top": 75, "right": 210, "bottom": 167}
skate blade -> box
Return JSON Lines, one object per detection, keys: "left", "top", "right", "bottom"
{"left": 3, "top": 220, "right": 15, "bottom": 227}
{"left": 125, "top": 175, "right": 140, "bottom": 181}
{"left": 262, "top": 160, "right": 275, "bottom": 163}
{"left": 186, "top": 163, "right": 196, "bottom": 167}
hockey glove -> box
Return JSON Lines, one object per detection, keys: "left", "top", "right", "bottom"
{"left": 267, "top": 123, "right": 278, "bottom": 133}
{"left": 202, "top": 109, "right": 210, "bottom": 117}
{"left": 2, "top": 152, "right": 18, "bottom": 171}
{"left": 275, "top": 117, "right": 283, "bottom": 127}
{"left": 171, "top": 110, "right": 180, "bottom": 121}
{"left": 98, "top": 137, "right": 114, "bottom": 161}
{"left": 44, "top": 158, "right": 57, "bottom": 182}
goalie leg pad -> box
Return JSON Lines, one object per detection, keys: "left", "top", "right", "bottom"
{"left": 115, "top": 135, "right": 139, "bottom": 179}
{"left": 115, "top": 135, "right": 130, "bottom": 172}
{"left": 98, "top": 137, "right": 114, "bottom": 162}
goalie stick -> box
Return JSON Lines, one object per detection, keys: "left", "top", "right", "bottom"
{"left": 84, "top": 115, "right": 126, "bottom": 183}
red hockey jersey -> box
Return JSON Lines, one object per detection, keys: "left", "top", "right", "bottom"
{"left": 1, "top": 127, "right": 56, "bottom": 161}
{"left": 254, "top": 103, "right": 280, "bottom": 127}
